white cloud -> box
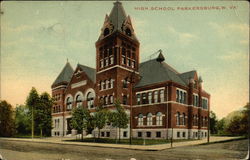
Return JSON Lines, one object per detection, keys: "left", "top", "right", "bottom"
{"left": 218, "top": 50, "right": 248, "bottom": 61}
{"left": 165, "top": 26, "right": 198, "bottom": 45}
{"left": 208, "top": 22, "right": 249, "bottom": 39}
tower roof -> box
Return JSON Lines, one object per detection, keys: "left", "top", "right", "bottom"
{"left": 109, "top": 1, "right": 127, "bottom": 32}
{"left": 52, "top": 62, "right": 74, "bottom": 88}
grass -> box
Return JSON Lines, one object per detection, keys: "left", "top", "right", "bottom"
{"left": 13, "top": 134, "right": 49, "bottom": 138}
{"left": 65, "top": 137, "right": 198, "bottom": 145}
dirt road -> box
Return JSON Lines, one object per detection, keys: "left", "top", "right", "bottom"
{"left": 0, "top": 138, "right": 248, "bottom": 160}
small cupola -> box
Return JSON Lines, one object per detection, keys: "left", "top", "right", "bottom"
{"left": 156, "top": 50, "right": 165, "bottom": 63}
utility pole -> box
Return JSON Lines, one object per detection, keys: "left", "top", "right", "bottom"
{"left": 31, "top": 106, "right": 34, "bottom": 139}
{"left": 129, "top": 71, "right": 136, "bottom": 145}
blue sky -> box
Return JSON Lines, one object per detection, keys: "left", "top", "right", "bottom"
{"left": 1, "top": 1, "right": 249, "bottom": 118}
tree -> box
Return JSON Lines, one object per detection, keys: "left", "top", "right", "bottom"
{"left": 71, "top": 107, "right": 91, "bottom": 141}
{"left": 0, "top": 100, "right": 15, "bottom": 137}
{"left": 26, "top": 87, "right": 40, "bottom": 138}
{"left": 93, "top": 105, "right": 109, "bottom": 139}
{"left": 209, "top": 111, "right": 218, "bottom": 134}
{"left": 110, "top": 100, "right": 129, "bottom": 143}
{"left": 15, "top": 105, "right": 31, "bottom": 135}
{"left": 216, "top": 118, "right": 226, "bottom": 135}
{"left": 35, "top": 92, "right": 53, "bottom": 137}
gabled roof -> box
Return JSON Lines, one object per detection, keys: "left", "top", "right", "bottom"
{"left": 109, "top": 1, "right": 127, "bottom": 32}
{"left": 135, "top": 58, "right": 187, "bottom": 88}
{"left": 179, "top": 70, "right": 196, "bottom": 85}
{"left": 78, "top": 64, "right": 96, "bottom": 83}
{"left": 52, "top": 62, "right": 74, "bottom": 88}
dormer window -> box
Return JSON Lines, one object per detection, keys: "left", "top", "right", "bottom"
{"left": 125, "top": 28, "right": 132, "bottom": 36}
{"left": 104, "top": 28, "right": 110, "bottom": 36}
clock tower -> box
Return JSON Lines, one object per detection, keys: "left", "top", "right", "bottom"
{"left": 95, "top": 1, "right": 140, "bottom": 107}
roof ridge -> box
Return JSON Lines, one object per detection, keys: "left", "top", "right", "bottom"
{"left": 78, "top": 63, "right": 96, "bottom": 70}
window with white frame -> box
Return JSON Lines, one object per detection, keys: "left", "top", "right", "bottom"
{"left": 76, "top": 94, "right": 83, "bottom": 108}
{"left": 110, "top": 56, "right": 114, "bottom": 65}
{"left": 142, "top": 93, "right": 147, "bottom": 104}
{"left": 104, "top": 96, "right": 108, "bottom": 105}
{"left": 160, "top": 90, "right": 164, "bottom": 102}
{"left": 148, "top": 92, "right": 152, "bottom": 104}
{"left": 182, "top": 113, "right": 186, "bottom": 125}
{"left": 131, "top": 61, "right": 135, "bottom": 68}
{"left": 109, "top": 95, "right": 114, "bottom": 104}
{"left": 147, "top": 113, "right": 153, "bottom": 126}
{"left": 105, "top": 58, "right": 109, "bottom": 66}
{"left": 138, "top": 114, "right": 143, "bottom": 126}
{"left": 156, "top": 112, "right": 163, "bottom": 126}
{"left": 66, "top": 97, "right": 73, "bottom": 110}
{"left": 202, "top": 97, "right": 208, "bottom": 109}
{"left": 101, "top": 81, "right": 105, "bottom": 90}
{"left": 105, "top": 80, "right": 109, "bottom": 89}
{"left": 137, "top": 94, "right": 141, "bottom": 105}
{"left": 176, "top": 89, "right": 186, "bottom": 104}
{"left": 110, "top": 79, "right": 114, "bottom": 88}
{"left": 193, "top": 94, "right": 199, "bottom": 107}
{"left": 100, "top": 59, "right": 104, "bottom": 68}
{"left": 87, "top": 92, "right": 95, "bottom": 108}
{"left": 154, "top": 91, "right": 158, "bottom": 103}
{"left": 122, "top": 56, "right": 126, "bottom": 65}
{"left": 176, "top": 112, "right": 180, "bottom": 125}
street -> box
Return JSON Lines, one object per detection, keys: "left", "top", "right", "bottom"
{"left": 0, "top": 138, "right": 248, "bottom": 160}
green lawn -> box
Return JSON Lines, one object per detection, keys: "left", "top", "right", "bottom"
{"left": 65, "top": 138, "right": 198, "bottom": 145}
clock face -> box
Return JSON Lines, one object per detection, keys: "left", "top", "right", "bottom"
{"left": 125, "top": 28, "right": 131, "bottom": 36}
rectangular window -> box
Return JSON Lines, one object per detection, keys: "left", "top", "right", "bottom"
{"left": 123, "top": 131, "right": 127, "bottom": 137}
{"left": 122, "top": 56, "right": 126, "bottom": 65}
{"left": 110, "top": 56, "right": 114, "bottom": 65}
{"left": 146, "top": 132, "right": 151, "bottom": 137}
{"left": 182, "top": 132, "right": 186, "bottom": 137}
{"left": 127, "top": 59, "right": 130, "bottom": 66}
{"left": 148, "top": 92, "right": 152, "bottom": 104}
{"left": 142, "top": 93, "right": 147, "bottom": 104}
{"left": 177, "top": 132, "right": 180, "bottom": 138}
{"left": 156, "top": 132, "right": 161, "bottom": 138}
{"left": 160, "top": 90, "right": 164, "bottom": 102}
{"left": 106, "top": 132, "right": 110, "bottom": 137}
{"left": 137, "top": 94, "right": 141, "bottom": 105}
{"left": 154, "top": 91, "right": 158, "bottom": 103}
{"left": 100, "top": 60, "right": 104, "bottom": 68}
{"left": 131, "top": 61, "right": 135, "bottom": 68}
{"left": 138, "top": 132, "right": 142, "bottom": 138}
{"left": 101, "top": 132, "right": 105, "bottom": 137}
{"left": 176, "top": 90, "right": 179, "bottom": 102}
{"left": 105, "top": 58, "right": 109, "bottom": 66}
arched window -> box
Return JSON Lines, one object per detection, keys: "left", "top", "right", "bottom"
{"left": 109, "top": 95, "right": 114, "bottom": 104}
{"left": 148, "top": 92, "right": 152, "bottom": 104}
{"left": 104, "top": 96, "right": 108, "bottom": 105}
{"left": 154, "top": 91, "right": 158, "bottom": 103}
{"left": 110, "top": 79, "right": 114, "bottom": 88}
{"left": 138, "top": 114, "right": 143, "bottom": 126}
{"left": 176, "top": 112, "right": 180, "bottom": 125}
{"left": 101, "top": 81, "right": 105, "bottom": 90}
{"left": 156, "top": 112, "right": 162, "bottom": 126}
{"left": 104, "top": 28, "right": 110, "bottom": 36}
{"left": 147, "top": 113, "right": 153, "bottom": 126}
{"left": 87, "top": 92, "right": 94, "bottom": 109}
{"left": 110, "top": 56, "right": 114, "bottom": 65}
{"left": 66, "top": 97, "right": 73, "bottom": 110}
{"left": 76, "top": 94, "right": 83, "bottom": 108}
{"left": 183, "top": 113, "right": 186, "bottom": 125}
{"left": 160, "top": 90, "right": 164, "bottom": 102}
{"left": 105, "top": 80, "right": 109, "bottom": 89}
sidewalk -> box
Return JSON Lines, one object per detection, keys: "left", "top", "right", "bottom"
{"left": 0, "top": 136, "right": 241, "bottom": 151}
